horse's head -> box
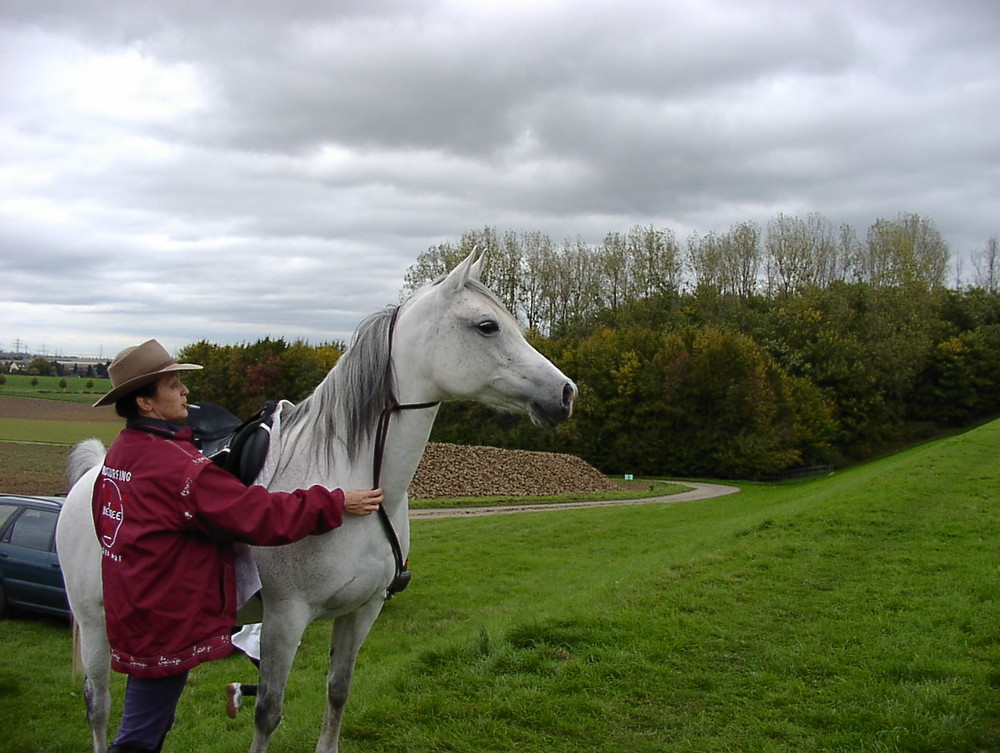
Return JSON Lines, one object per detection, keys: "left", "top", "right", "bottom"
{"left": 394, "top": 247, "right": 576, "bottom": 427}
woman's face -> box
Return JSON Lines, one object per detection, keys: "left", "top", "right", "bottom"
{"left": 137, "top": 373, "right": 190, "bottom": 423}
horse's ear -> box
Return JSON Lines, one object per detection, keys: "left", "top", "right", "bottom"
{"left": 444, "top": 245, "right": 485, "bottom": 293}
{"left": 469, "top": 245, "right": 486, "bottom": 281}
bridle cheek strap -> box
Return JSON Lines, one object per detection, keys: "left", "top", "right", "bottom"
{"left": 373, "top": 305, "right": 439, "bottom": 599}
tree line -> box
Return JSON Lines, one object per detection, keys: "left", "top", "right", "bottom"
{"left": 403, "top": 212, "right": 985, "bottom": 337}
{"left": 180, "top": 213, "right": 1000, "bottom": 479}
{"left": 177, "top": 338, "right": 344, "bottom": 419}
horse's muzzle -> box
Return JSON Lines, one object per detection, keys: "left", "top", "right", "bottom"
{"left": 531, "top": 381, "right": 576, "bottom": 427}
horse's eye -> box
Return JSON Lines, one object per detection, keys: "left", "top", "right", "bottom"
{"left": 476, "top": 320, "right": 500, "bottom": 336}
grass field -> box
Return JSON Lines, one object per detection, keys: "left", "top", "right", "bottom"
{"left": 2, "top": 419, "right": 999, "bottom": 752}
{"left": 0, "top": 373, "right": 111, "bottom": 403}
{"left": 0, "top": 418, "right": 121, "bottom": 445}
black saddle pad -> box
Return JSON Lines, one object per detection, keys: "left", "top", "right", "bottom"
{"left": 189, "top": 401, "right": 278, "bottom": 486}
{"left": 187, "top": 402, "right": 243, "bottom": 446}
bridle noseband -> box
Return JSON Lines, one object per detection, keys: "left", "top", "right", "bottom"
{"left": 373, "top": 305, "right": 439, "bottom": 598}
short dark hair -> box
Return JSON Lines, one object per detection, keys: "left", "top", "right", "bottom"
{"left": 115, "top": 379, "right": 160, "bottom": 419}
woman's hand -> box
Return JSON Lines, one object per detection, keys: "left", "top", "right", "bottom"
{"left": 343, "top": 487, "right": 384, "bottom": 516}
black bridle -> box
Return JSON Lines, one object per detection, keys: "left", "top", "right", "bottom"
{"left": 372, "top": 305, "right": 439, "bottom": 598}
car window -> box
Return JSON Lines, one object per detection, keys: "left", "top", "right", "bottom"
{"left": 8, "top": 508, "right": 58, "bottom": 552}
{"left": 0, "top": 503, "right": 18, "bottom": 530}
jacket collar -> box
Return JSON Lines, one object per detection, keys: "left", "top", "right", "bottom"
{"left": 126, "top": 417, "right": 194, "bottom": 442}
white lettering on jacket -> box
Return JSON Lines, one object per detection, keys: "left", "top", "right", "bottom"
{"left": 98, "top": 478, "right": 126, "bottom": 551}
{"left": 100, "top": 465, "right": 132, "bottom": 482}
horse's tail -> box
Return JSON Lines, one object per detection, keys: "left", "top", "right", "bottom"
{"left": 66, "top": 438, "right": 106, "bottom": 491}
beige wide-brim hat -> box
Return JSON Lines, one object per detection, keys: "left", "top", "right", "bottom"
{"left": 93, "top": 339, "right": 203, "bottom": 407}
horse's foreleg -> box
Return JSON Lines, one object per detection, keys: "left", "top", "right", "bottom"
{"left": 315, "top": 599, "right": 384, "bottom": 753}
{"left": 249, "top": 602, "right": 312, "bottom": 753}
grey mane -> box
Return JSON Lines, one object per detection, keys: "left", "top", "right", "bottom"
{"left": 281, "top": 305, "right": 396, "bottom": 470}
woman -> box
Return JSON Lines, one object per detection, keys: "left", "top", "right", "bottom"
{"left": 91, "top": 339, "right": 383, "bottom": 753}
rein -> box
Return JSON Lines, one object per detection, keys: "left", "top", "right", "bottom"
{"left": 372, "top": 305, "right": 438, "bottom": 598}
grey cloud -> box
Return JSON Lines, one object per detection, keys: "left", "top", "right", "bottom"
{"left": 1, "top": 0, "right": 997, "bottom": 356}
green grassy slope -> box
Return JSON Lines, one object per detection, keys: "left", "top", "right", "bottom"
{"left": 2, "top": 420, "right": 999, "bottom": 752}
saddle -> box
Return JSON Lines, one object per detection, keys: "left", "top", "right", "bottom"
{"left": 188, "top": 401, "right": 279, "bottom": 486}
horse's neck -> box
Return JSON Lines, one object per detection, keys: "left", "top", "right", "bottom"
{"left": 270, "top": 397, "right": 438, "bottom": 509}
{"left": 378, "top": 405, "right": 440, "bottom": 500}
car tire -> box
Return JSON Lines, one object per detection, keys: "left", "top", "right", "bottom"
{"left": 0, "top": 580, "right": 8, "bottom": 618}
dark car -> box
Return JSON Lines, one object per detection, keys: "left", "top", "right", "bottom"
{"left": 0, "top": 494, "right": 70, "bottom": 618}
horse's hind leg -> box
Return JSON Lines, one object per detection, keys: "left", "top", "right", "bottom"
{"left": 78, "top": 620, "right": 112, "bottom": 753}
{"left": 59, "top": 467, "right": 111, "bottom": 752}
{"left": 315, "top": 600, "right": 383, "bottom": 753}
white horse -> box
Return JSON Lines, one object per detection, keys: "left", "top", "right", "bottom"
{"left": 56, "top": 248, "right": 576, "bottom": 753}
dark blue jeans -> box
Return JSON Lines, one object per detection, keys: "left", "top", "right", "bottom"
{"left": 113, "top": 672, "right": 188, "bottom": 752}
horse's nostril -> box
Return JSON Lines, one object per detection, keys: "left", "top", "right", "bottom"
{"left": 562, "top": 383, "right": 576, "bottom": 409}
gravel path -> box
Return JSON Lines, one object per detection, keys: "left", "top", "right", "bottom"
{"left": 409, "top": 481, "right": 740, "bottom": 518}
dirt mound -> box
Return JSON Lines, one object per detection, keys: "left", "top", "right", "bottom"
{"left": 409, "top": 442, "right": 624, "bottom": 499}
{"left": 0, "top": 397, "right": 621, "bottom": 499}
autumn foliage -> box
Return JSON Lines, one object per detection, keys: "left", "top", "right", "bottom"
{"left": 174, "top": 215, "right": 1000, "bottom": 480}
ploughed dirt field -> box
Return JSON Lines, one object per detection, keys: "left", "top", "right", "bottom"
{"left": 0, "top": 396, "right": 627, "bottom": 499}
{"left": 0, "top": 395, "right": 121, "bottom": 422}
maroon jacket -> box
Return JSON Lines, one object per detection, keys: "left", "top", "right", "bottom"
{"left": 93, "top": 419, "right": 345, "bottom": 678}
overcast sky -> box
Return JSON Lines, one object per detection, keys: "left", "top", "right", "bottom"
{"left": 2, "top": 0, "right": 998, "bottom": 359}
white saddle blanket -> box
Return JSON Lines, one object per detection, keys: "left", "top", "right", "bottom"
{"left": 234, "top": 399, "right": 294, "bottom": 611}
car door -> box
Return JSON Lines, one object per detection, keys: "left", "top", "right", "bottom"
{"left": 0, "top": 505, "right": 66, "bottom": 613}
